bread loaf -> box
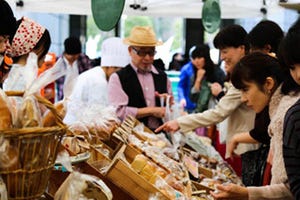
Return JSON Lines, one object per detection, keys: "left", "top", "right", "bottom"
{"left": 82, "top": 180, "right": 112, "bottom": 200}
{"left": 20, "top": 96, "right": 41, "bottom": 127}
{"left": 42, "top": 101, "right": 65, "bottom": 127}
{"left": 0, "top": 90, "right": 12, "bottom": 129}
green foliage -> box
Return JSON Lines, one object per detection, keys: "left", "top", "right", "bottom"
{"left": 86, "top": 15, "right": 183, "bottom": 57}
{"left": 123, "top": 16, "right": 153, "bottom": 37}
{"left": 87, "top": 16, "right": 100, "bottom": 38}
{"left": 87, "top": 15, "right": 115, "bottom": 52}
{"left": 172, "top": 19, "right": 183, "bottom": 51}
{"left": 122, "top": 16, "right": 183, "bottom": 53}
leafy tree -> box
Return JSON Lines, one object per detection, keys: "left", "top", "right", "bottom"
{"left": 86, "top": 15, "right": 183, "bottom": 58}
{"left": 87, "top": 15, "right": 115, "bottom": 52}
{"left": 123, "top": 16, "right": 153, "bottom": 37}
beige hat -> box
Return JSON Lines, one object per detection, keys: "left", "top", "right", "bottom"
{"left": 123, "top": 26, "right": 163, "bottom": 47}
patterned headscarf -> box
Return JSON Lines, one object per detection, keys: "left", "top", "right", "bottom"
{"left": 10, "top": 17, "right": 45, "bottom": 57}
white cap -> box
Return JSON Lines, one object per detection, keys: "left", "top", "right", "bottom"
{"left": 101, "top": 37, "right": 130, "bottom": 67}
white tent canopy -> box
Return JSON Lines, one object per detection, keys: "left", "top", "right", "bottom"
{"left": 7, "top": 0, "right": 284, "bottom": 19}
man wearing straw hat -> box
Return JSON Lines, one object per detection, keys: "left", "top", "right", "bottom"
{"left": 108, "top": 26, "right": 173, "bottom": 131}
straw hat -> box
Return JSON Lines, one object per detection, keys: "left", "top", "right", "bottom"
{"left": 123, "top": 26, "right": 163, "bottom": 47}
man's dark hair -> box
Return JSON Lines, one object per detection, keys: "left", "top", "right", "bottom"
{"left": 64, "top": 36, "right": 82, "bottom": 55}
{"left": 213, "top": 24, "right": 249, "bottom": 52}
{"left": 248, "top": 20, "right": 283, "bottom": 53}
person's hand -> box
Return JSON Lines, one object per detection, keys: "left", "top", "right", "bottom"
{"left": 210, "top": 82, "right": 223, "bottom": 97}
{"left": 155, "top": 120, "right": 180, "bottom": 133}
{"left": 155, "top": 92, "right": 174, "bottom": 106}
{"left": 196, "top": 68, "right": 206, "bottom": 80}
{"left": 227, "top": 135, "right": 239, "bottom": 159}
{"left": 210, "top": 183, "right": 248, "bottom": 200}
{"left": 193, "top": 69, "right": 206, "bottom": 91}
{"left": 179, "top": 99, "right": 186, "bottom": 109}
{"left": 152, "top": 107, "right": 166, "bottom": 118}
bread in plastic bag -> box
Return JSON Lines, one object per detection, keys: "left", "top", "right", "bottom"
{"left": 0, "top": 89, "right": 12, "bottom": 129}
{"left": 54, "top": 151, "right": 112, "bottom": 200}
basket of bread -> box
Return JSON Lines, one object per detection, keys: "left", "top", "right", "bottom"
{"left": 0, "top": 90, "right": 66, "bottom": 200}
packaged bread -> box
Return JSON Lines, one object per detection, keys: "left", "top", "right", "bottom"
{"left": 82, "top": 179, "right": 113, "bottom": 200}
{"left": 131, "top": 154, "right": 148, "bottom": 173}
{"left": 0, "top": 89, "right": 12, "bottom": 129}
{"left": 67, "top": 122, "right": 92, "bottom": 142}
{"left": 19, "top": 95, "right": 42, "bottom": 128}
{"left": 87, "top": 120, "right": 119, "bottom": 142}
{"left": 62, "top": 135, "right": 90, "bottom": 155}
{"left": 43, "top": 100, "right": 66, "bottom": 127}
{"left": 153, "top": 175, "right": 177, "bottom": 199}
{"left": 155, "top": 167, "right": 168, "bottom": 179}
{"left": 165, "top": 174, "right": 185, "bottom": 193}
{"left": 54, "top": 171, "right": 112, "bottom": 200}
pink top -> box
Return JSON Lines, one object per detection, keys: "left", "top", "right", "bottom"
{"left": 108, "top": 62, "right": 172, "bottom": 129}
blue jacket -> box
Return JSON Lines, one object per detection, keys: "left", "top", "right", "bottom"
{"left": 177, "top": 61, "right": 196, "bottom": 111}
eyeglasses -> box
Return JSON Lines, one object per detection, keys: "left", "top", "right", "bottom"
{"left": 131, "top": 47, "right": 156, "bottom": 57}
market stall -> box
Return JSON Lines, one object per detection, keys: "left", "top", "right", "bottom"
{"left": 0, "top": 82, "right": 242, "bottom": 199}
{"left": 48, "top": 115, "right": 242, "bottom": 200}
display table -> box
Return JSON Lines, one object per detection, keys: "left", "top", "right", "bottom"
{"left": 47, "top": 116, "right": 242, "bottom": 200}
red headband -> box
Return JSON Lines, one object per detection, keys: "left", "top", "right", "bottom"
{"left": 11, "top": 17, "right": 45, "bottom": 57}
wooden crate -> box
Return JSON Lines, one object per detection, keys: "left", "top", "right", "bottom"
{"left": 87, "top": 134, "right": 127, "bottom": 175}
{"left": 106, "top": 145, "right": 169, "bottom": 200}
{"left": 199, "top": 166, "right": 213, "bottom": 178}
{"left": 191, "top": 181, "right": 214, "bottom": 194}
{"left": 48, "top": 161, "right": 133, "bottom": 200}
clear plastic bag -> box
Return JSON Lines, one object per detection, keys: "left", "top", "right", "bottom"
{"left": 54, "top": 151, "right": 113, "bottom": 200}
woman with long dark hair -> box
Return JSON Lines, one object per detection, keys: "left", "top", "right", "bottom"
{"left": 210, "top": 51, "right": 298, "bottom": 200}
{"left": 177, "top": 44, "right": 225, "bottom": 113}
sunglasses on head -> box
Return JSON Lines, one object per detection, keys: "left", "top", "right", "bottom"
{"left": 131, "top": 47, "right": 156, "bottom": 57}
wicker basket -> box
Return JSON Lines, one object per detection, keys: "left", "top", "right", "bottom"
{"left": 0, "top": 92, "right": 66, "bottom": 200}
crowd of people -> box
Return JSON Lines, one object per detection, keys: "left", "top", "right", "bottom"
{"left": 155, "top": 18, "right": 300, "bottom": 200}
{"left": 1, "top": 0, "right": 300, "bottom": 199}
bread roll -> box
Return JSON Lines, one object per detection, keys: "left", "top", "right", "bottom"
{"left": 0, "top": 90, "right": 12, "bottom": 129}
